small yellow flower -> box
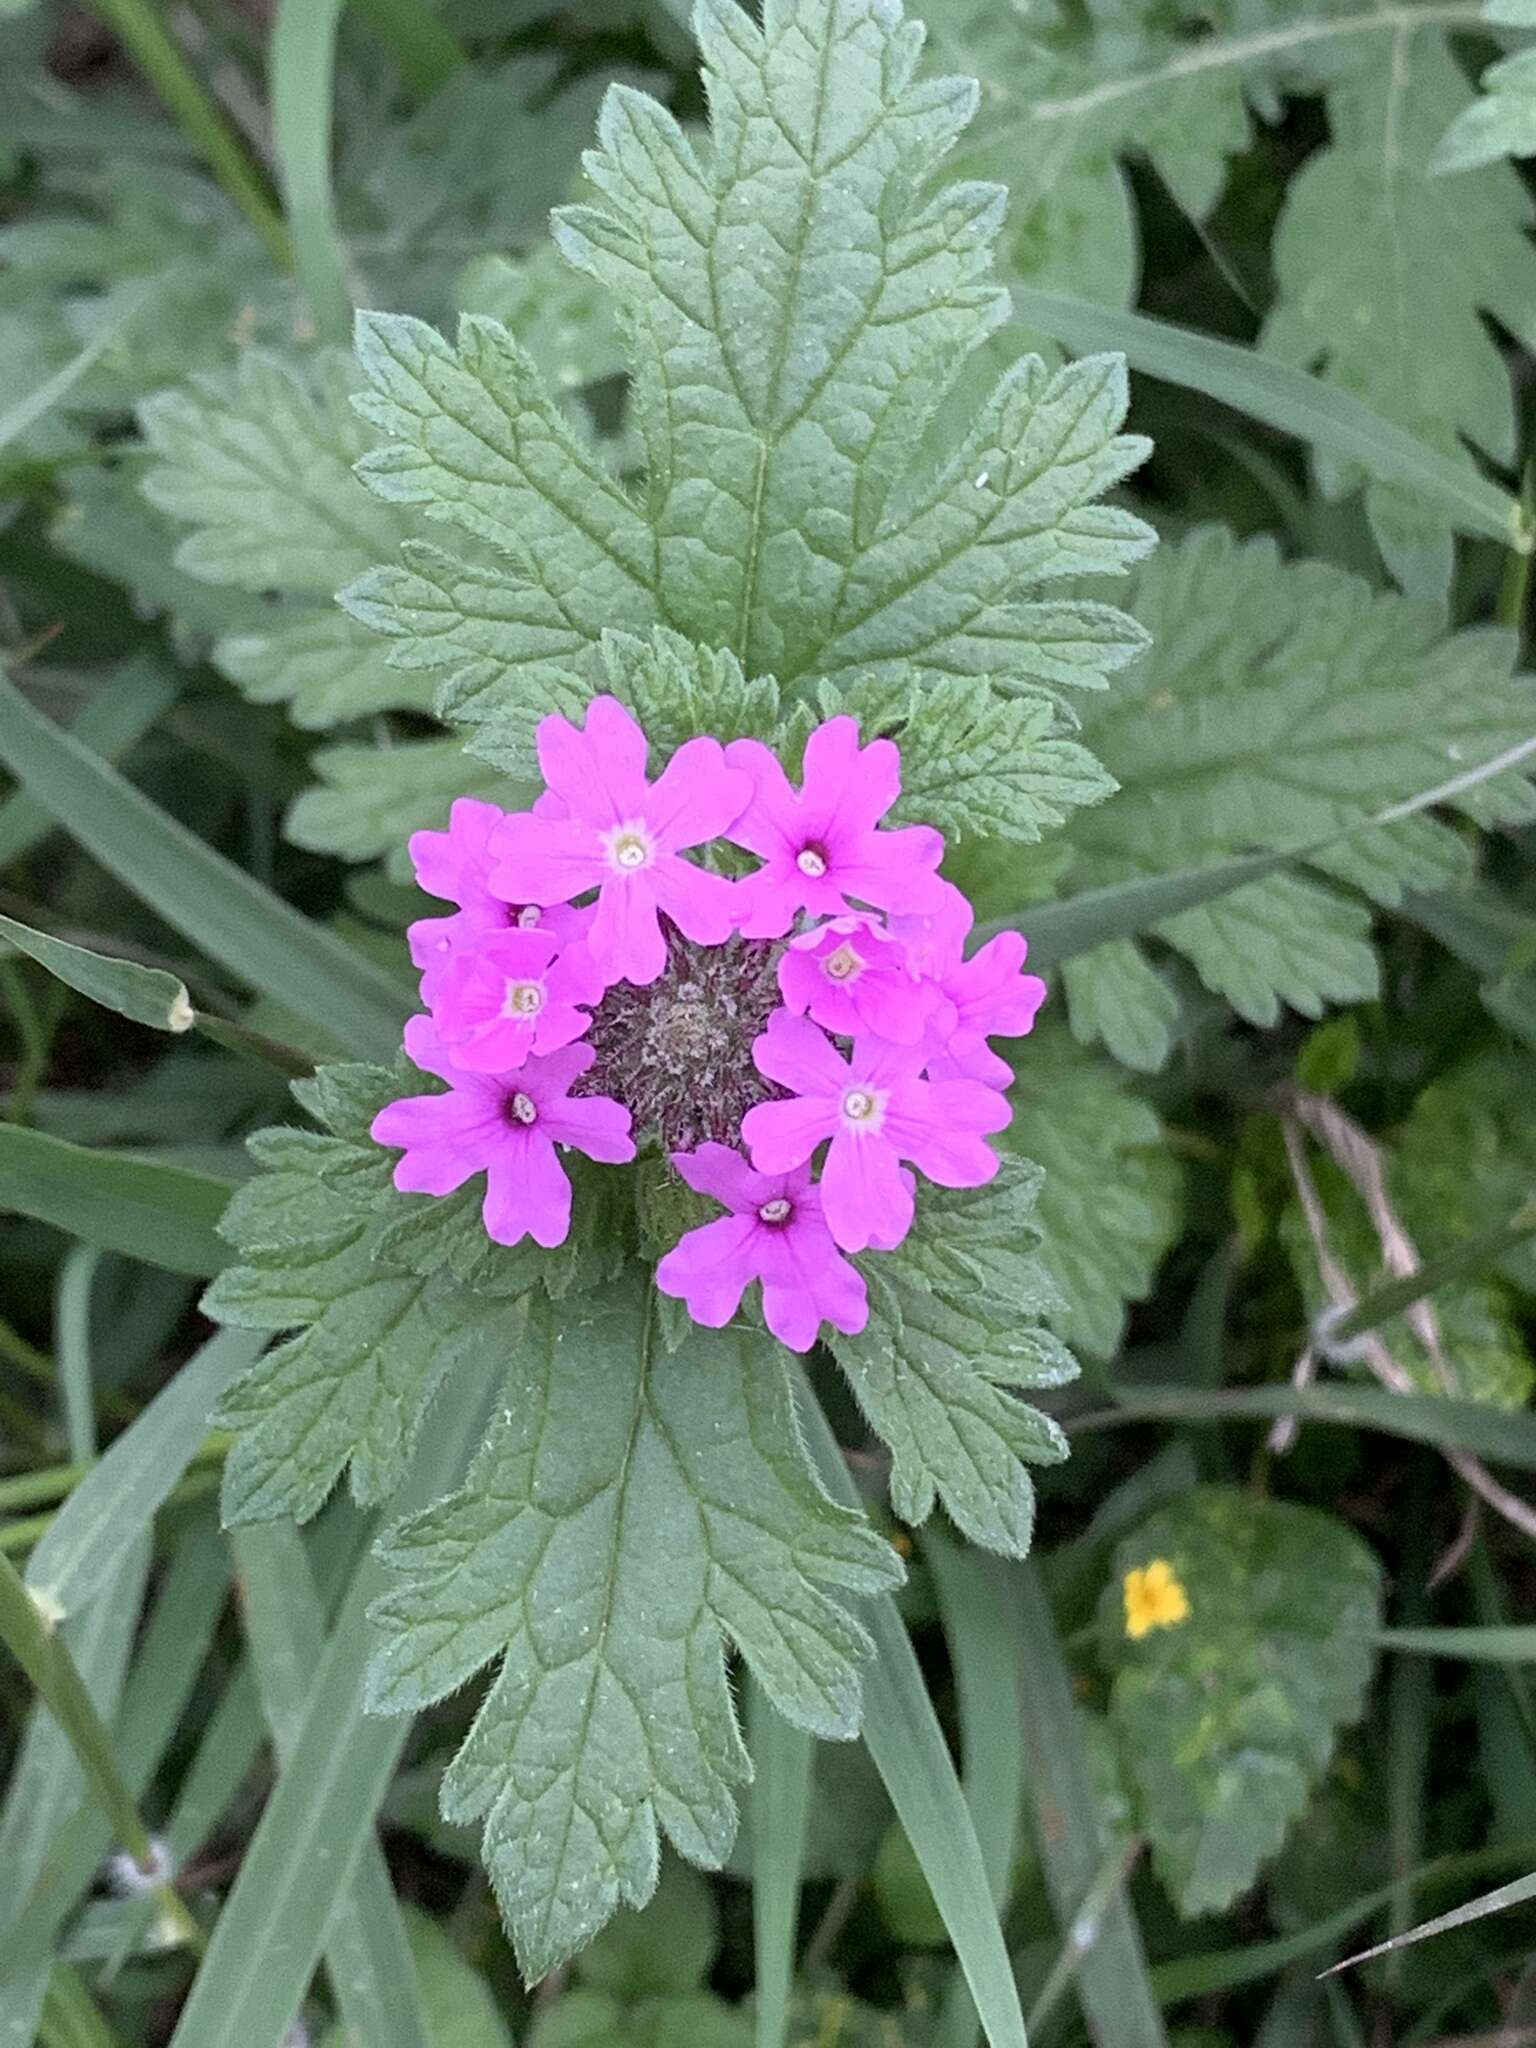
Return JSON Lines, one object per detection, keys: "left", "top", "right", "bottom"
{"left": 1123, "top": 1558, "right": 1190, "bottom": 1640}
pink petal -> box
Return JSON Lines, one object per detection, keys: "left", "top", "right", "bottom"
{"left": 801, "top": 718, "right": 901, "bottom": 843}
{"left": 644, "top": 737, "right": 753, "bottom": 852}
{"left": 752, "top": 1010, "right": 848, "bottom": 1096}
{"left": 535, "top": 695, "right": 649, "bottom": 827}
{"left": 835, "top": 825, "right": 948, "bottom": 917}
{"left": 403, "top": 1013, "right": 491, "bottom": 1088}
{"left": 482, "top": 1132, "right": 572, "bottom": 1247}
{"left": 819, "top": 1129, "right": 913, "bottom": 1253}
{"left": 731, "top": 861, "right": 805, "bottom": 941}
{"left": 926, "top": 1037, "right": 1016, "bottom": 1089}
{"left": 448, "top": 1015, "right": 539, "bottom": 1073}
{"left": 490, "top": 812, "right": 608, "bottom": 907}
{"left": 649, "top": 855, "right": 740, "bottom": 948}
{"left": 885, "top": 1078, "right": 1009, "bottom": 1186}
{"left": 371, "top": 1091, "right": 483, "bottom": 1176}
{"left": 407, "top": 796, "right": 505, "bottom": 906}
{"left": 671, "top": 1142, "right": 772, "bottom": 1214}
{"left": 540, "top": 1092, "right": 635, "bottom": 1163}
{"left": 588, "top": 873, "right": 668, "bottom": 985}
{"left": 655, "top": 1213, "right": 759, "bottom": 1328}
{"left": 850, "top": 1034, "right": 927, "bottom": 1092}
{"left": 519, "top": 1041, "right": 595, "bottom": 1102}
{"left": 722, "top": 739, "right": 801, "bottom": 858}
{"left": 756, "top": 1217, "right": 869, "bottom": 1350}
{"left": 741, "top": 1096, "right": 836, "bottom": 1174}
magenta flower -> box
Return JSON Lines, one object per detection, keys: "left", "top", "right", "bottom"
{"left": 725, "top": 715, "right": 948, "bottom": 939}
{"left": 777, "top": 913, "right": 938, "bottom": 1045}
{"left": 370, "top": 1017, "right": 634, "bottom": 1248}
{"left": 655, "top": 1143, "right": 868, "bottom": 1352}
{"left": 741, "top": 1012, "right": 1011, "bottom": 1254}
{"left": 433, "top": 927, "right": 606, "bottom": 1073}
{"left": 490, "top": 695, "right": 751, "bottom": 988}
{"left": 895, "top": 894, "right": 1048, "bottom": 1087}
{"left": 408, "top": 795, "right": 586, "bottom": 1001}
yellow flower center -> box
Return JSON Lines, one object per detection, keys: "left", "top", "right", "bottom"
{"left": 1123, "top": 1558, "right": 1190, "bottom": 1640}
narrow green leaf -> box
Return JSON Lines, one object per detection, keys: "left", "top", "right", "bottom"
{"left": 1009, "top": 1561, "right": 1169, "bottom": 2048}
{"left": 1326, "top": 1196, "right": 1536, "bottom": 1344}
{"left": 0, "top": 660, "right": 178, "bottom": 870}
{"left": 271, "top": 0, "right": 351, "bottom": 344}
{"left": 0, "top": 1548, "right": 155, "bottom": 1867}
{"left": 1009, "top": 284, "right": 1525, "bottom": 551}
{"left": 26, "top": 1328, "right": 258, "bottom": 1621}
{"left": 0, "top": 286, "right": 151, "bottom": 453}
{"left": 924, "top": 1530, "right": 1028, "bottom": 2048}
{"left": 1375, "top": 1626, "right": 1536, "bottom": 1663}
{"left": 0, "top": 665, "right": 411, "bottom": 1059}
{"left": 797, "top": 1381, "right": 1030, "bottom": 2048}
{"left": 234, "top": 1520, "right": 431, "bottom": 2048}
{"left": 1324, "top": 1868, "right": 1536, "bottom": 1977}
{"left": 748, "top": 1681, "right": 813, "bottom": 2048}
{"left": 0, "top": 912, "right": 194, "bottom": 1034}
{"left": 164, "top": 1374, "right": 493, "bottom": 2048}
{"left": 0, "top": 1124, "right": 233, "bottom": 1278}
{"left": 1075, "top": 1380, "right": 1536, "bottom": 1468}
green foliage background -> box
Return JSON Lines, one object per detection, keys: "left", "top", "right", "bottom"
{"left": 2, "top": 1, "right": 1536, "bottom": 2045}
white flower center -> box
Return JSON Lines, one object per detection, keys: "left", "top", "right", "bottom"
{"left": 605, "top": 821, "right": 655, "bottom": 873}
{"left": 504, "top": 980, "right": 544, "bottom": 1017}
{"left": 841, "top": 1087, "right": 879, "bottom": 1125}
{"left": 821, "top": 941, "right": 863, "bottom": 983}
{"left": 795, "top": 844, "right": 828, "bottom": 879}
{"left": 516, "top": 904, "right": 541, "bottom": 928}
{"left": 757, "top": 1196, "right": 793, "bottom": 1226}
{"left": 508, "top": 1091, "right": 538, "bottom": 1126}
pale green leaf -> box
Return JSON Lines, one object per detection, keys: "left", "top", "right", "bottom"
{"left": 1005, "top": 1022, "right": 1183, "bottom": 1358}
{"left": 365, "top": 1276, "right": 903, "bottom": 1982}
{"left": 829, "top": 1158, "right": 1075, "bottom": 1556}
{"left": 1060, "top": 529, "right": 1536, "bottom": 1054}
{"left": 1102, "top": 1488, "right": 1383, "bottom": 1918}
{"left": 1432, "top": 46, "right": 1536, "bottom": 173}
{"left": 283, "top": 739, "right": 516, "bottom": 875}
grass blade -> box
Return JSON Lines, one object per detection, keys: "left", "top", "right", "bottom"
{"left": 1013, "top": 735, "right": 1536, "bottom": 968}
{"left": 26, "top": 1328, "right": 257, "bottom": 1622}
{"left": 0, "top": 1123, "right": 233, "bottom": 1277}
{"left": 271, "top": 0, "right": 351, "bottom": 344}
{"left": 1323, "top": 1869, "right": 1536, "bottom": 1978}
{"left": 1009, "top": 284, "right": 1525, "bottom": 550}
{"left": 0, "top": 911, "right": 195, "bottom": 1034}
{"left": 235, "top": 1519, "right": 431, "bottom": 2048}
{"left": 1009, "top": 1562, "right": 1168, "bottom": 2048}
{"left": 0, "top": 290, "right": 152, "bottom": 455}
{"left": 1072, "top": 1381, "right": 1536, "bottom": 1469}
{"left": 0, "top": 661, "right": 179, "bottom": 870}
{"left": 1376, "top": 1627, "right": 1536, "bottom": 1662}
{"left": 797, "top": 1378, "right": 1030, "bottom": 2048}
{"left": 0, "top": 664, "right": 411, "bottom": 1059}
{"left": 747, "top": 1679, "right": 814, "bottom": 2048}
{"left": 165, "top": 1374, "right": 493, "bottom": 2048}
{"left": 924, "top": 1530, "right": 1028, "bottom": 2048}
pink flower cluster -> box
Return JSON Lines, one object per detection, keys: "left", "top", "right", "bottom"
{"left": 372, "top": 697, "right": 1046, "bottom": 1350}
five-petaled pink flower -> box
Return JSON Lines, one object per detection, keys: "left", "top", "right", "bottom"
{"left": 778, "top": 913, "right": 938, "bottom": 1044}
{"left": 370, "top": 1017, "right": 634, "bottom": 1248}
{"left": 655, "top": 1144, "right": 868, "bottom": 1352}
{"left": 434, "top": 927, "right": 606, "bottom": 1073}
{"left": 491, "top": 695, "right": 751, "bottom": 987}
{"left": 407, "top": 795, "right": 585, "bottom": 1001}
{"left": 726, "top": 715, "right": 948, "bottom": 939}
{"left": 896, "top": 893, "right": 1048, "bottom": 1087}
{"left": 741, "top": 1012, "right": 1011, "bottom": 1254}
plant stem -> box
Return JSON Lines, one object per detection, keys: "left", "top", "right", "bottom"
{"left": 83, "top": 0, "right": 293, "bottom": 271}
{"left": 1322, "top": 1197, "right": 1536, "bottom": 1348}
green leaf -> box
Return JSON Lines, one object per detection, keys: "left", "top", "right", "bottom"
{"left": 1005, "top": 1023, "right": 1182, "bottom": 1358}
{"left": 1264, "top": 33, "right": 1536, "bottom": 590}
{"left": 26, "top": 1327, "right": 259, "bottom": 1622}
{"left": 0, "top": 910, "right": 193, "bottom": 1033}
{"left": 283, "top": 739, "right": 514, "bottom": 875}
{"left": 0, "top": 1123, "right": 233, "bottom": 1278}
{"left": 1059, "top": 529, "right": 1536, "bottom": 1055}
{"left": 271, "top": 0, "right": 351, "bottom": 344}
{"left": 828, "top": 1157, "right": 1075, "bottom": 1557}
{"left": 1102, "top": 1487, "right": 1384, "bottom": 1917}
{"left": 1395, "top": 1054, "right": 1536, "bottom": 1296}
{"left": 203, "top": 1062, "right": 556, "bottom": 1523}
{"left": 0, "top": 663, "right": 412, "bottom": 1060}
{"left": 1433, "top": 45, "right": 1536, "bottom": 173}
{"left": 365, "top": 1276, "right": 901, "bottom": 1982}
{"left": 347, "top": 0, "right": 1150, "bottom": 772}
{"left": 830, "top": 673, "right": 1120, "bottom": 847}
{"left": 577, "top": 1861, "right": 718, "bottom": 1999}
